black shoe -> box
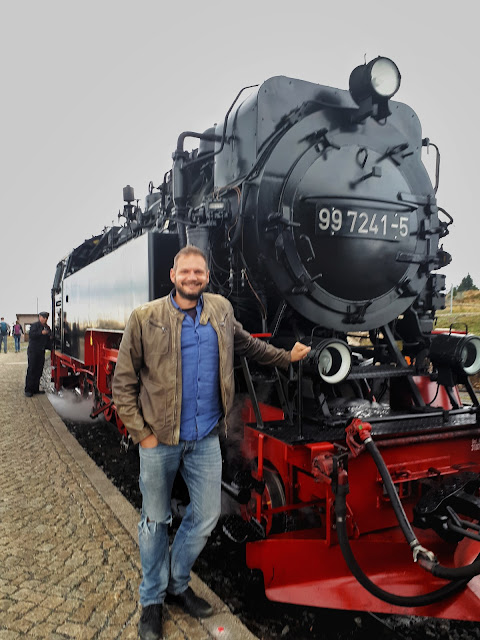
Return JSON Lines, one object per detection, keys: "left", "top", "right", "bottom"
{"left": 138, "top": 604, "right": 163, "bottom": 640}
{"left": 24, "top": 391, "right": 33, "bottom": 397}
{"left": 35, "top": 390, "right": 46, "bottom": 394}
{"left": 165, "top": 587, "right": 213, "bottom": 618}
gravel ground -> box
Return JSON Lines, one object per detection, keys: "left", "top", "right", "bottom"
{"left": 48, "top": 386, "right": 480, "bottom": 640}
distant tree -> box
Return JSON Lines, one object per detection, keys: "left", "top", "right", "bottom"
{"left": 457, "top": 273, "right": 478, "bottom": 292}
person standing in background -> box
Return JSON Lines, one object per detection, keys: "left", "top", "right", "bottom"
{"left": 24, "top": 312, "right": 51, "bottom": 396}
{"left": 0, "top": 318, "right": 10, "bottom": 353}
{"left": 12, "top": 320, "right": 23, "bottom": 353}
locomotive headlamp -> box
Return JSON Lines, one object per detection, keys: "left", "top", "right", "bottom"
{"left": 309, "top": 339, "right": 352, "bottom": 384}
{"left": 369, "top": 57, "right": 401, "bottom": 99}
{"left": 430, "top": 333, "right": 480, "bottom": 378}
{"left": 349, "top": 57, "right": 401, "bottom": 120}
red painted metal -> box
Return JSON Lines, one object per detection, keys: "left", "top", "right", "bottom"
{"left": 51, "top": 330, "right": 125, "bottom": 435}
{"left": 241, "top": 398, "right": 284, "bottom": 423}
{"left": 241, "top": 417, "right": 480, "bottom": 620}
{"left": 246, "top": 533, "right": 480, "bottom": 619}
{"left": 414, "top": 375, "right": 462, "bottom": 409}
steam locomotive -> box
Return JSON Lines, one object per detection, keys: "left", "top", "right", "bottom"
{"left": 51, "top": 57, "right": 480, "bottom": 621}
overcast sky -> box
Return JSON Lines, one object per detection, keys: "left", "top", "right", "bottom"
{"left": 2, "top": 1, "right": 478, "bottom": 325}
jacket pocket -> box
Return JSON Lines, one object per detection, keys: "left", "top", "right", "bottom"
{"left": 139, "top": 384, "right": 168, "bottom": 432}
{"left": 144, "top": 320, "right": 170, "bottom": 355}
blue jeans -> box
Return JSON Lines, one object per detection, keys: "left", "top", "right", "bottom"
{"left": 14, "top": 335, "right": 21, "bottom": 352}
{"left": 0, "top": 335, "right": 7, "bottom": 353}
{"left": 138, "top": 432, "right": 222, "bottom": 607}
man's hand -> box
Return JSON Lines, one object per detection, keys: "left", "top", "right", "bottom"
{"left": 139, "top": 433, "right": 159, "bottom": 448}
{"left": 290, "top": 341, "right": 311, "bottom": 362}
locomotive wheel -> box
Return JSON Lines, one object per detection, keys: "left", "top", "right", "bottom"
{"left": 241, "top": 465, "right": 287, "bottom": 536}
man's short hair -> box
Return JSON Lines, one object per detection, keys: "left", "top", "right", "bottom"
{"left": 173, "top": 245, "right": 208, "bottom": 270}
{"left": 39, "top": 311, "right": 49, "bottom": 319}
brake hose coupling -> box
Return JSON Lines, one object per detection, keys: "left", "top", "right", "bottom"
{"left": 345, "top": 418, "right": 373, "bottom": 456}
{"left": 410, "top": 539, "right": 437, "bottom": 564}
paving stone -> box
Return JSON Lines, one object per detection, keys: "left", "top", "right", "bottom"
{"left": 0, "top": 599, "right": 11, "bottom": 612}
{"left": 163, "top": 618, "right": 190, "bottom": 639}
{"left": 10, "top": 588, "right": 46, "bottom": 604}
{"left": 56, "top": 622, "right": 97, "bottom": 639}
{"left": 45, "top": 609, "right": 70, "bottom": 626}
{"left": 24, "top": 605, "right": 52, "bottom": 623}
{"left": 28, "top": 621, "right": 58, "bottom": 637}
{"left": 5, "top": 599, "right": 35, "bottom": 616}
{"left": 39, "top": 594, "right": 66, "bottom": 610}
{"left": 0, "top": 630, "right": 24, "bottom": 640}
{"left": 1, "top": 616, "right": 33, "bottom": 634}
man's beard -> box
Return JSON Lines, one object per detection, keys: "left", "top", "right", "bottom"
{"left": 175, "top": 282, "right": 208, "bottom": 301}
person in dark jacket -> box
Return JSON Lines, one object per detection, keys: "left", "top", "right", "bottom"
{"left": 24, "top": 312, "right": 52, "bottom": 397}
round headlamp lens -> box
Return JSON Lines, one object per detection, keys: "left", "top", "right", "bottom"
{"left": 370, "top": 58, "right": 401, "bottom": 98}
{"left": 461, "top": 336, "right": 480, "bottom": 375}
{"left": 313, "top": 340, "right": 352, "bottom": 384}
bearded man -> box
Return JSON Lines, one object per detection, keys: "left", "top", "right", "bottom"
{"left": 113, "top": 245, "right": 310, "bottom": 640}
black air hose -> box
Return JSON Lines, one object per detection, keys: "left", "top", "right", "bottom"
{"left": 417, "top": 547, "right": 480, "bottom": 580}
{"left": 335, "top": 486, "right": 469, "bottom": 606}
{"left": 364, "top": 439, "right": 420, "bottom": 547}
{"left": 364, "top": 436, "right": 480, "bottom": 582}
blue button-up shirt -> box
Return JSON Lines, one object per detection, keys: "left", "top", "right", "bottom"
{"left": 171, "top": 293, "right": 222, "bottom": 440}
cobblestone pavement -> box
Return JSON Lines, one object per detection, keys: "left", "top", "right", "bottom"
{"left": 0, "top": 349, "right": 258, "bottom": 640}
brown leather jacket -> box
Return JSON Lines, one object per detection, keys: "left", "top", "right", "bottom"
{"left": 112, "top": 292, "right": 291, "bottom": 445}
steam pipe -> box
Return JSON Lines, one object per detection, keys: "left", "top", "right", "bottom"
{"left": 177, "top": 84, "right": 259, "bottom": 166}
{"left": 176, "top": 131, "right": 221, "bottom": 154}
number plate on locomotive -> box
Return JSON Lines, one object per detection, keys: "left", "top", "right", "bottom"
{"left": 315, "top": 206, "right": 410, "bottom": 241}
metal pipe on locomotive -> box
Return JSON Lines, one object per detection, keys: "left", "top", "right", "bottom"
{"left": 51, "top": 57, "right": 480, "bottom": 620}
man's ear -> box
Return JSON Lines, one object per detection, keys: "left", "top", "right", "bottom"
{"left": 170, "top": 268, "right": 176, "bottom": 284}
